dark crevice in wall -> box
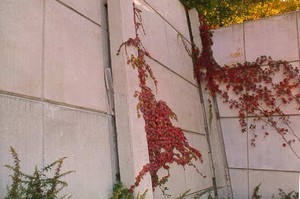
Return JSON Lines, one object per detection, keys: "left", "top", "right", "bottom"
{"left": 185, "top": 9, "right": 219, "bottom": 198}
{"left": 104, "top": 3, "right": 120, "bottom": 182}
{"left": 185, "top": 8, "right": 233, "bottom": 198}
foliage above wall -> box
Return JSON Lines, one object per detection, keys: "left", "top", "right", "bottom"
{"left": 180, "top": 0, "right": 300, "bottom": 28}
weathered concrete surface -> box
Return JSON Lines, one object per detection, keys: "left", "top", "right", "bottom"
{"left": 161, "top": 0, "right": 191, "bottom": 40}
{"left": 245, "top": 12, "right": 298, "bottom": 62}
{"left": 185, "top": 132, "right": 214, "bottom": 192}
{"left": 188, "top": 9, "right": 202, "bottom": 51}
{"left": 44, "top": 0, "right": 108, "bottom": 112}
{"left": 59, "top": 0, "right": 102, "bottom": 25}
{"left": 153, "top": 132, "right": 213, "bottom": 198}
{"left": 136, "top": 2, "right": 171, "bottom": 68}
{"left": 165, "top": 24, "right": 196, "bottom": 84}
{"left": 0, "top": 0, "right": 116, "bottom": 198}
{"left": 0, "top": 0, "right": 221, "bottom": 198}
{"left": 44, "top": 105, "right": 115, "bottom": 198}
{"left": 249, "top": 170, "right": 298, "bottom": 199}
{"left": 172, "top": 76, "right": 204, "bottom": 133}
{"left": 221, "top": 118, "right": 248, "bottom": 168}
{"left": 0, "top": 0, "right": 43, "bottom": 97}
{"left": 212, "top": 24, "right": 245, "bottom": 66}
{"left": 136, "top": 0, "right": 196, "bottom": 84}
{"left": 0, "top": 95, "right": 43, "bottom": 199}
{"left": 110, "top": 0, "right": 215, "bottom": 197}
{"left": 108, "top": 0, "right": 154, "bottom": 197}
{"left": 212, "top": 11, "right": 300, "bottom": 199}
{"left": 202, "top": 93, "right": 232, "bottom": 198}
{"left": 229, "top": 169, "right": 248, "bottom": 199}
{"left": 248, "top": 117, "right": 300, "bottom": 171}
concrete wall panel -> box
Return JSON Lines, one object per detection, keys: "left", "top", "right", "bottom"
{"left": 249, "top": 170, "right": 298, "bottom": 199}
{"left": 213, "top": 11, "right": 300, "bottom": 199}
{"left": 153, "top": 164, "right": 187, "bottom": 198}
{"left": 185, "top": 133, "right": 213, "bottom": 193}
{"left": 59, "top": 0, "right": 102, "bottom": 25}
{"left": 212, "top": 24, "right": 245, "bottom": 66}
{"left": 188, "top": 9, "right": 200, "bottom": 41}
{"left": 161, "top": 0, "right": 190, "bottom": 40}
{"left": 245, "top": 12, "right": 299, "bottom": 62}
{"left": 248, "top": 117, "right": 300, "bottom": 171}
{"left": 136, "top": 1, "right": 170, "bottom": 67}
{"left": 0, "top": 95, "right": 43, "bottom": 198}
{"left": 221, "top": 118, "right": 248, "bottom": 168}
{"left": 108, "top": 0, "right": 155, "bottom": 196}
{"left": 0, "top": 0, "right": 43, "bottom": 97}
{"left": 145, "top": 59, "right": 177, "bottom": 111}
{"left": 229, "top": 169, "right": 248, "bottom": 199}
{"left": 139, "top": 0, "right": 190, "bottom": 40}
{"left": 172, "top": 75, "right": 204, "bottom": 134}
{"left": 44, "top": 104, "right": 114, "bottom": 199}
{"left": 165, "top": 25, "right": 196, "bottom": 84}
{"left": 298, "top": 12, "right": 300, "bottom": 57}
{"left": 44, "top": 0, "right": 108, "bottom": 111}
{"left": 153, "top": 133, "right": 214, "bottom": 198}
{"left": 188, "top": 9, "right": 202, "bottom": 54}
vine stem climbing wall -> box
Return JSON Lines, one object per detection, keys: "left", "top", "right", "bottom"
{"left": 193, "top": 14, "right": 300, "bottom": 158}
{"left": 117, "top": 3, "right": 205, "bottom": 193}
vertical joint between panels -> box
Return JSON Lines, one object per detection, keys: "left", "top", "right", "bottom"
{"left": 41, "top": 0, "right": 46, "bottom": 167}
{"left": 104, "top": 2, "right": 120, "bottom": 181}
{"left": 296, "top": 12, "right": 300, "bottom": 62}
{"left": 184, "top": 8, "right": 219, "bottom": 198}
{"left": 242, "top": 22, "right": 247, "bottom": 62}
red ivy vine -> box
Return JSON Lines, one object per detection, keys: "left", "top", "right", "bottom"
{"left": 117, "top": 3, "right": 204, "bottom": 192}
{"left": 193, "top": 14, "right": 300, "bottom": 158}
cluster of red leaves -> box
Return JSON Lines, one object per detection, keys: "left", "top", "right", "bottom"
{"left": 193, "top": 14, "right": 300, "bottom": 157}
{"left": 118, "top": 4, "right": 203, "bottom": 192}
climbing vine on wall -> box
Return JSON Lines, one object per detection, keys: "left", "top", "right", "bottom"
{"left": 193, "top": 14, "right": 300, "bottom": 158}
{"left": 117, "top": 3, "right": 204, "bottom": 192}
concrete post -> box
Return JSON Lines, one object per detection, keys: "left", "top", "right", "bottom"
{"left": 108, "top": 0, "right": 154, "bottom": 197}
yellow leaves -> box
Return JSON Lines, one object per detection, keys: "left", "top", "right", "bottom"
{"left": 196, "top": 0, "right": 300, "bottom": 28}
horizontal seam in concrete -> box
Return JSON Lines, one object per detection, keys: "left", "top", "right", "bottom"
{"left": 182, "top": 129, "right": 206, "bottom": 136}
{"left": 220, "top": 60, "right": 300, "bottom": 68}
{"left": 142, "top": 0, "right": 191, "bottom": 45}
{"left": 228, "top": 167, "right": 300, "bottom": 173}
{"left": 136, "top": 0, "right": 198, "bottom": 87}
{"left": 55, "top": 0, "right": 102, "bottom": 28}
{"left": 220, "top": 113, "right": 300, "bottom": 119}
{"left": 148, "top": 56, "right": 198, "bottom": 88}
{"left": 0, "top": 91, "right": 111, "bottom": 116}
{"left": 259, "top": 59, "right": 300, "bottom": 66}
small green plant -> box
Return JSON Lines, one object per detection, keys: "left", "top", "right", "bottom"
{"left": 5, "top": 146, "right": 74, "bottom": 199}
{"left": 252, "top": 183, "right": 299, "bottom": 199}
{"left": 252, "top": 183, "right": 262, "bottom": 199}
{"left": 111, "top": 181, "right": 147, "bottom": 199}
{"left": 272, "top": 188, "right": 299, "bottom": 199}
{"left": 193, "top": 187, "right": 215, "bottom": 199}
{"left": 175, "top": 187, "right": 217, "bottom": 199}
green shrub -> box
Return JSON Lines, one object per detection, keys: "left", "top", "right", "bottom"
{"left": 110, "top": 181, "right": 147, "bottom": 199}
{"left": 5, "top": 147, "right": 74, "bottom": 199}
